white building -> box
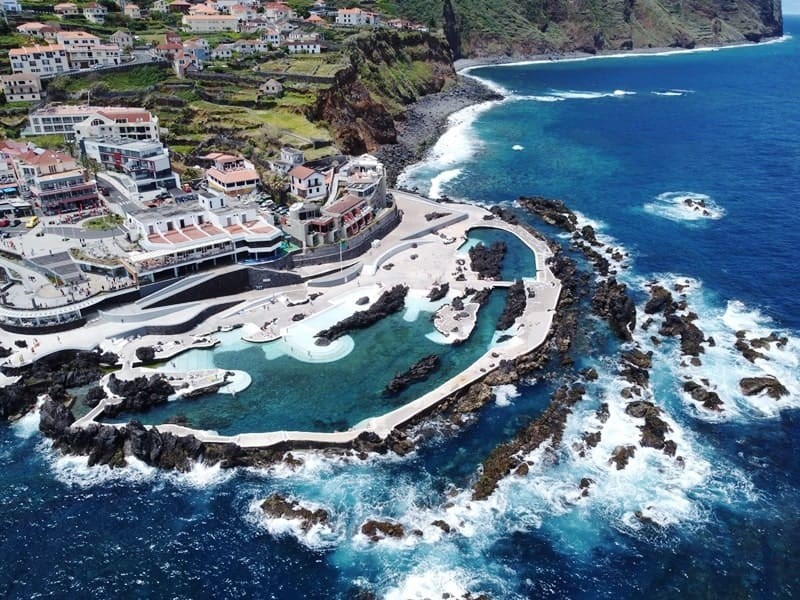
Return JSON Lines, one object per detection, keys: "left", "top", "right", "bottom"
{"left": 82, "top": 137, "right": 179, "bottom": 198}
{"left": 53, "top": 2, "right": 79, "bottom": 16}
{"left": 28, "top": 105, "right": 160, "bottom": 141}
{"left": 182, "top": 14, "right": 241, "bottom": 32}
{"left": 125, "top": 190, "right": 284, "bottom": 282}
{"left": 288, "top": 165, "right": 326, "bottom": 200}
{"left": 202, "top": 152, "right": 260, "bottom": 196}
{"left": 110, "top": 30, "right": 134, "bottom": 49}
{"left": 9, "top": 45, "right": 68, "bottom": 76}
{"left": 124, "top": 3, "right": 142, "bottom": 19}
{"left": 82, "top": 3, "right": 108, "bottom": 24}
{"left": 2, "top": 0, "right": 21, "bottom": 11}
{"left": 1, "top": 73, "right": 42, "bottom": 102}
{"left": 285, "top": 41, "right": 322, "bottom": 54}
{"left": 335, "top": 7, "right": 380, "bottom": 27}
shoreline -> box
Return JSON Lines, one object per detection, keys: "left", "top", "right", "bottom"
{"left": 453, "top": 34, "right": 791, "bottom": 73}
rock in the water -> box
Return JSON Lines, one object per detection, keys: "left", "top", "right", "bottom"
{"left": 316, "top": 285, "right": 408, "bottom": 342}
{"left": 260, "top": 493, "right": 329, "bottom": 531}
{"left": 644, "top": 285, "right": 675, "bottom": 315}
{"left": 427, "top": 282, "right": 449, "bottom": 301}
{"left": 355, "top": 296, "right": 370, "bottom": 306}
{"left": 496, "top": 279, "right": 527, "bottom": 331}
{"left": 739, "top": 376, "right": 789, "bottom": 399}
{"left": 592, "top": 278, "right": 636, "bottom": 341}
{"left": 609, "top": 445, "right": 636, "bottom": 470}
{"left": 468, "top": 241, "right": 507, "bottom": 280}
{"left": 382, "top": 354, "right": 441, "bottom": 396}
{"left": 361, "top": 519, "right": 405, "bottom": 541}
{"left": 683, "top": 380, "right": 724, "bottom": 411}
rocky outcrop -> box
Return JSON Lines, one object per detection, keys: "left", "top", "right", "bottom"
{"left": 472, "top": 385, "right": 585, "bottom": 500}
{"left": 361, "top": 519, "right": 405, "bottom": 542}
{"left": 619, "top": 348, "right": 652, "bottom": 388}
{"left": 468, "top": 241, "right": 506, "bottom": 280}
{"left": 592, "top": 278, "right": 636, "bottom": 342}
{"left": 383, "top": 354, "right": 441, "bottom": 396}
{"left": 427, "top": 282, "right": 450, "bottom": 301}
{"left": 644, "top": 285, "right": 675, "bottom": 315}
{"left": 624, "top": 400, "right": 675, "bottom": 454}
{"left": 349, "top": 429, "right": 415, "bottom": 457}
{"left": 739, "top": 376, "right": 789, "bottom": 399}
{"left": 517, "top": 197, "right": 578, "bottom": 232}
{"left": 260, "top": 494, "right": 329, "bottom": 532}
{"left": 102, "top": 373, "right": 175, "bottom": 417}
{"left": 316, "top": 285, "right": 408, "bottom": 343}
{"left": 496, "top": 279, "right": 526, "bottom": 331}
{"left": 310, "top": 30, "right": 455, "bottom": 155}
{"left": 659, "top": 313, "right": 705, "bottom": 356}
{"left": 0, "top": 350, "right": 118, "bottom": 422}
{"left": 683, "top": 380, "right": 724, "bottom": 411}
{"left": 609, "top": 445, "right": 636, "bottom": 470}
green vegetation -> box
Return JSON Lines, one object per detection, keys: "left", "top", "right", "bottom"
{"left": 84, "top": 214, "right": 124, "bottom": 231}
{"left": 62, "top": 65, "right": 169, "bottom": 93}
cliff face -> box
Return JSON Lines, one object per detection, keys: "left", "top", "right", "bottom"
{"left": 309, "top": 30, "right": 456, "bottom": 154}
{"left": 432, "top": 0, "right": 782, "bottom": 57}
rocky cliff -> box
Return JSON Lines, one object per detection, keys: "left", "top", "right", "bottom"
{"left": 309, "top": 29, "right": 456, "bottom": 154}
{"left": 434, "top": 0, "right": 782, "bottom": 58}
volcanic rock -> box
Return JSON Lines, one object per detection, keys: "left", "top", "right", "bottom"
{"left": 496, "top": 279, "right": 526, "bottom": 331}
{"left": 683, "top": 380, "right": 724, "bottom": 411}
{"left": 383, "top": 354, "right": 441, "bottom": 396}
{"left": 739, "top": 376, "right": 789, "bottom": 399}
{"left": 468, "top": 241, "right": 507, "bottom": 280}
{"left": 316, "top": 285, "right": 408, "bottom": 342}
{"left": 361, "top": 519, "right": 405, "bottom": 541}
{"left": 260, "top": 494, "right": 329, "bottom": 532}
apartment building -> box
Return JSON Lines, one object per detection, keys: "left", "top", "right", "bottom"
{"left": 9, "top": 45, "right": 68, "bottom": 76}
{"left": 81, "top": 137, "right": 178, "bottom": 196}
{"left": 1, "top": 74, "right": 42, "bottom": 102}
{"left": 28, "top": 105, "right": 159, "bottom": 141}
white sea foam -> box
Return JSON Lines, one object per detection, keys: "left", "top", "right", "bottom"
{"left": 12, "top": 396, "right": 44, "bottom": 439}
{"left": 428, "top": 168, "right": 462, "bottom": 199}
{"left": 632, "top": 273, "right": 800, "bottom": 420}
{"left": 643, "top": 191, "right": 725, "bottom": 223}
{"left": 493, "top": 384, "right": 520, "bottom": 407}
{"left": 384, "top": 567, "right": 483, "bottom": 600}
{"left": 548, "top": 89, "right": 636, "bottom": 100}
{"left": 512, "top": 144, "right": 525, "bottom": 151}
{"left": 49, "top": 448, "right": 158, "bottom": 488}
{"left": 398, "top": 79, "right": 505, "bottom": 195}
{"left": 248, "top": 497, "right": 340, "bottom": 549}
{"left": 652, "top": 89, "right": 694, "bottom": 96}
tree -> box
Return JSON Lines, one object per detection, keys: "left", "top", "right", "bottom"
{"left": 261, "top": 170, "right": 287, "bottom": 202}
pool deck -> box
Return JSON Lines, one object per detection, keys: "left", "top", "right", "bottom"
{"left": 14, "top": 191, "right": 562, "bottom": 449}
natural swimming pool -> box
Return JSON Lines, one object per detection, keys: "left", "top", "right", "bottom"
{"left": 458, "top": 226, "right": 538, "bottom": 281}
{"left": 101, "top": 288, "right": 512, "bottom": 435}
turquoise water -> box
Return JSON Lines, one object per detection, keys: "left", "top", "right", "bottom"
{"left": 462, "top": 226, "right": 537, "bottom": 280}
{"left": 103, "top": 290, "right": 508, "bottom": 434}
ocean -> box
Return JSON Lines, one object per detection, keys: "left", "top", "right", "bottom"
{"left": 2, "top": 20, "right": 800, "bottom": 599}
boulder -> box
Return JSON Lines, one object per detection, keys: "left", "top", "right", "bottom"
{"left": 683, "top": 380, "right": 724, "bottom": 411}
{"left": 592, "top": 278, "right": 636, "bottom": 341}
{"left": 609, "top": 445, "right": 636, "bottom": 470}
{"left": 496, "top": 279, "right": 526, "bottom": 331}
{"left": 260, "top": 493, "right": 329, "bottom": 532}
{"left": 427, "top": 282, "right": 449, "bottom": 301}
{"left": 468, "top": 241, "right": 507, "bottom": 280}
{"left": 644, "top": 285, "right": 675, "bottom": 315}
{"left": 361, "top": 519, "right": 405, "bottom": 541}
{"left": 739, "top": 376, "right": 789, "bottom": 399}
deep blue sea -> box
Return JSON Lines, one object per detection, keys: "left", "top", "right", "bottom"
{"left": 3, "top": 21, "right": 800, "bottom": 599}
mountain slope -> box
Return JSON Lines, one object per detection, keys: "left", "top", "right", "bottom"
{"left": 391, "top": 0, "right": 782, "bottom": 57}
